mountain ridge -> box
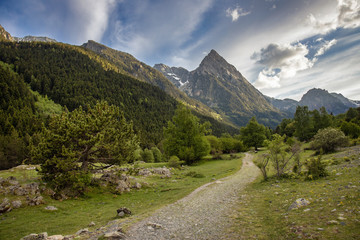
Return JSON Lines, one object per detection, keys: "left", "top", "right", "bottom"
{"left": 155, "top": 49, "right": 283, "bottom": 128}
{"left": 266, "top": 88, "right": 358, "bottom": 116}
{"left": 81, "top": 40, "right": 226, "bottom": 123}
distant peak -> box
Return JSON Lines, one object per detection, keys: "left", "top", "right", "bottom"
{"left": 82, "top": 40, "right": 107, "bottom": 52}
{"left": 197, "top": 49, "right": 233, "bottom": 73}
{"left": 0, "top": 24, "right": 14, "bottom": 41}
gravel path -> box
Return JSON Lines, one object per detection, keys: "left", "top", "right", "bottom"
{"left": 125, "top": 153, "right": 260, "bottom": 240}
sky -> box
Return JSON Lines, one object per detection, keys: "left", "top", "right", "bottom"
{"left": 0, "top": 0, "right": 359, "bottom": 101}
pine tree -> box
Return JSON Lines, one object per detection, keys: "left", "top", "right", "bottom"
{"left": 31, "top": 101, "right": 139, "bottom": 195}
{"left": 163, "top": 106, "right": 210, "bottom": 165}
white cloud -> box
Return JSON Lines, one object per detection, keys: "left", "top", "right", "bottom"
{"left": 67, "top": 0, "right": 116, "bottom": 43}
{"left": 251, "top": 39, "right": 338, "bottom": 91}
{"left": 226, "top": 6, "right": 251, "bottom": 22}
{"left": 258, "top": 32, "right": 360, "bottom": 100}
{"left": 254, "top": 70, "right": 281, "bottom": 89}
{"left": 308, "top": 0, "right": 360, "bottom": 33}
{"left": 314, "top": 39, "right": 337, "bottom": 57}
{"left": 252, "top": 43, "right": 314, "bottom": 80}
{"left": 337, "top": 0, "right": 360, "bottom": 28}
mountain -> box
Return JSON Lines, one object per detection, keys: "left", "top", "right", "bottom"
{"left": 156, "top": 50, "right": 283, "bottom": 127}
{"left": 153, "top": 64, "right": 190, "bottom": 88}
{"left": 0, "top": 25, "right": 14, "bottom": 41}
{"left": 0, "top": 25, "right": 56, "bottom": 43}
{"left": 299, "top": 88, "right": 358, "bottom": 115}
{"left": 264, "top": 96, "right": 298, "bottom": 118}
{"left": 81, "top": 41, "right": 222, "bottom": 121}
{"left": 14, "top": 36, "right": 57, "bottom": 43}
{"left": 266, "top": 88, "right": 359, "bottom": 116}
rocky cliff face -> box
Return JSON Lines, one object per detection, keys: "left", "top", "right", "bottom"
{"left": 156, "top": 50, "right": 283, "bottom": 127}
{"left": 14, "top": 36, "right": 57, "bottom": 43}
{"left": 153, "top": 64, "right": 190, "bottom": 88}
{"left": 0, "top": 25, "right": 14, "bottom": 41}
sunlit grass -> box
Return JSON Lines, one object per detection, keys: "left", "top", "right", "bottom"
{"left": 230, "top": 147, "right": 360, "bottom": 239}
{"left": 0, "top": 154, "right": 243, "bottom": 239}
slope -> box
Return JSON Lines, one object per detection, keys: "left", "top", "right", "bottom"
{"left": 156, "top": 50, "right": 283, "bottom": 128}
{"left": 81, "top": 40, "right": 224, "bottom": 122}
{"left": 0, "top": 41, "right": 179, "bottom": 146}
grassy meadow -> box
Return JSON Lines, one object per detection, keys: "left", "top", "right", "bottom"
{"left": 229, "top": 146, "right": 360, "bottom": 239}
{"left": 0, "top": 154, "right": 242, "bottom": 239}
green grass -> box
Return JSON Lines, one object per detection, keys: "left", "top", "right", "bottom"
{"left": 0, "top": 154, "right": 243, "bottom": 239}
{"left": 229, "top": 147, "right": 360, "bottom": 239}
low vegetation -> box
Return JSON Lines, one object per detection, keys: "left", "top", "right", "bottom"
{"left": 229, "top": 146, "right": 360, "bottom": 239}
{"left": 0, "top": 154, "right": 243, "bottom": 239}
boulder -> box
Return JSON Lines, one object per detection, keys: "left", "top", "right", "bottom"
{"left": 117, "top": 207, "right": 132, "bottom": 217}
{"left": 103, "top": 230, "right": 126, "bottom": 239}
{"left": 88, "top": 221, "right": 96, "bottom": 227}
{"left": 138, "top": 169, "right": 152, "bottom": 176}
{"left": 132, "top": 182, "right": 142, "bottom": 189}
{"left": 0, "top": 177, "right": 5, "bottom": 186}
{"left": 0, "top": 198, "right": 12, "bottom": 213}
{"left": 12, "top": 200, "right": 22, "bottom": 208}
{"left": 44, "top": 206, "right": 58, "bottom": 211}
{"left": 24, "top": 183, "right": 40, "bottom": 195}
{"left": 288, "top": 198, "right": 310, "bottom": 210}
{"left": 100, "top": 173, "right": 120, "bottom": 185}
{"left": 47, "top": 235, "right": 64, "bottom": 240}
{"left": 13, "top": 186, "right": 27, "bottom": 196}
{"left": 153, "top": 167, "right": 172, "bottom": 177}
{"left": 75, "top": 228, "right": 89, "bottom": 235}
{"left": 115, "top": 180, "right": 130, "bottom": 194}
{"left": 21, "top": 232, "right": 48, "bottom": 240}
{"left": 27, "top": 196, "right": 44, "bottom": 206}
{"left": 7, "top": 176, "right": 19, "bottom": 186}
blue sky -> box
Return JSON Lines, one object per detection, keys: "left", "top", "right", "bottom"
{"left": 0, "top": 0, "right": 359, "bottom": 101}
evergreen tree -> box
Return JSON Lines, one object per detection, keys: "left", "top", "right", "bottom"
{"left": 294, "top": 106, "right": 313, "bottom": 141}
{"left": 240, "top": 117, "right": 267, "bottom": 150}
{"left": 31, "top": 101, "right": 139, "bottom": 195}
{"left": 163, "top": 106, "right": 210, "bottom": 165}
{"left": 151, "top": 147, "right": 163, "bottom": 162}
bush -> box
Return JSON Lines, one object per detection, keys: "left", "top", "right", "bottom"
{"left": 305, "top": 155, "right": 328, "bottom": 180}
{"left": 185, "top": 171, "right": 205, "bottom": 178}
{"left": 311, "top": 127, "right": 348, "bottom": 153}
{"left": 133, "top": 148, "right": 143, "bottom": 162}
{"left": 151, "top": 147, "right": 163, "bottom": 162}
{"left": 168, "top": 156, "right": 181, "bottom": 168}
{"left": 141, "top": 148, "right": 154, "bottom": 163}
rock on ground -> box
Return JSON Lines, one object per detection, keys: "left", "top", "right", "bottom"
{"left": 125, "top": 153, "right": 260, "bottom": 240}
{"left": 288, "top": 198, "right": 310, "bottom": 210}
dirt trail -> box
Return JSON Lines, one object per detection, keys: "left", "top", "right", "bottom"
{"left": 125, "top": 153, "right": 260, "bottom": 240}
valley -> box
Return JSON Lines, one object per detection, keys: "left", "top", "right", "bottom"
{"left": 0, "top": 22, "right": 360, "bottom": 240}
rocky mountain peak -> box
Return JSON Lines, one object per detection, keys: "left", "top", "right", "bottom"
{"left": 14, "top": 36, "right": 57, "bottom": 43}
{"left": 81, "top": 40, "right": 107, "bottom": 53}
{"left": 0, "top": 25, "right": 14, "bottom": 41}
{"left": 196, "top": 49, "right": 242, "bottom": 79}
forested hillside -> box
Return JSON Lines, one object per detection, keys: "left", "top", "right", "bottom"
{"left": 0, "top": 41, "right": 180, "bottom": 147}
{"left": 0, "top": 42, "right": 237, "bottom": 152}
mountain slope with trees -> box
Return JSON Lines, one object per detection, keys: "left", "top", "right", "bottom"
{"left": 155, "top": 50, "right": 284, "bottom": 128}
{"left": 0, "top": 41, "right": 179, "bottom": 147}
{"left": 81, "top": 40, "right": 223, "bottom": 122}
